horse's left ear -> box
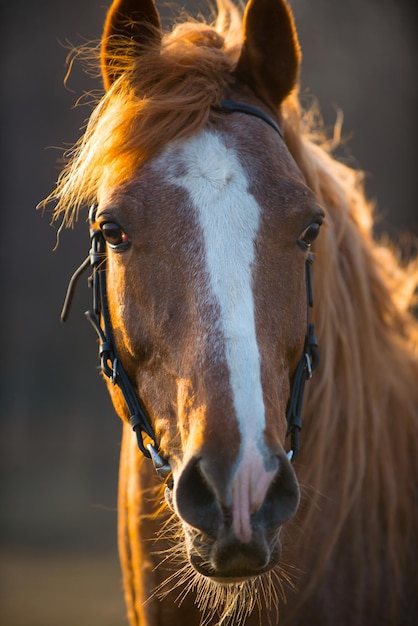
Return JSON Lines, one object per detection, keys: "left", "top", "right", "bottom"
{"left": 101, "top": 0, "right": 162, "bottom": 91}
{"left": 234, "top": 0, "right": 301, "bottom": 111}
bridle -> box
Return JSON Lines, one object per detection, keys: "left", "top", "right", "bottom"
{"left": 61, "top": 204, "right": 172, "bottom": 482}
{"left": 60, "top": 100, "right": 319, "bottom": 485}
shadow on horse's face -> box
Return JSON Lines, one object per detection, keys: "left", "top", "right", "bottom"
{"left": 97, "top": 106, "right": 323, "bottom": 580}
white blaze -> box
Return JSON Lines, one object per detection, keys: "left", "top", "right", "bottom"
{"left": 159, "top": 130, "right": 275, "bottom": 541}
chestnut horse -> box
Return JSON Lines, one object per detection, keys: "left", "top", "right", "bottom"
{"left": 48, "top": 1, "right": 418, "bottom": 624}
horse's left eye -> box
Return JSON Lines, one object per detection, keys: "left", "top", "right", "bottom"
{"left": 101, "top": 222, "right": 130, "bottom": 249}
{"left": 298, "top": 222, "right": 321, "bottom": 249}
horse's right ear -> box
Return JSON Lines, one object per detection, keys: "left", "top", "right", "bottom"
{"left": 101, "top": 0, "right": 162, "bottom": 91}
{"left": 234, "top": 0, "right": 301, "bottom": 112}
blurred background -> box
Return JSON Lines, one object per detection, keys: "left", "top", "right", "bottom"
{"left": 1, "top": 1, "right": 417, "bottom": 624}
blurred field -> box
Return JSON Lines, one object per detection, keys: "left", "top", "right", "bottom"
{"left": 0, "top": 549, "right": 125, "bottom": 626}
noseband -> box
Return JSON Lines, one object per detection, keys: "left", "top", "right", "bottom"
{"left": 60, "top": 100, "right": 319, "bottom": 484}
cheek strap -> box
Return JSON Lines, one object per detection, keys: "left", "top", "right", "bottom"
{"left": 285, "top": 253, "right": 319, "bottom": 460}
{"left": 60, "top": 203, "right": 172, "bottom": 484}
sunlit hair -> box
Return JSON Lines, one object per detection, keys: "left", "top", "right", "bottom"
{"left": 284, "top": 94, "right": 418, "bottom": 616}
{"left": 47, "top": 0, "right": 244, "bottom": 224}
{"left": 45, "top": 0, "right": 418, "bottom": 620}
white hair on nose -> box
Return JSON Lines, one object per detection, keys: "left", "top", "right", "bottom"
{"left": 161, "top": 129, "right": 275, "bottom": 542}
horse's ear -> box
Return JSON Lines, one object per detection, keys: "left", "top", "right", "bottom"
{"left": 234, "top": 0, "right": 301, "bottom": 111}
{"left": 101, "top": 0, "right": 162, "bottom": 91}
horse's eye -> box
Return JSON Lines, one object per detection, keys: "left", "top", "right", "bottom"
{"left": 298, "top": 222, "right": 321, "bottom": 249}
{"left": 100, "top": 222, "right": 130, "bottom": 249}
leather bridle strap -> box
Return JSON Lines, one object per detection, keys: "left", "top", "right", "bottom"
{"left": 60, "top": 205, "right": 171, "bottom": 483}
{"left": 285, "top": 253, "right": 319, "bottom": 460}
{"left": 220, "top": 99, "right": 284, "bottom": 139}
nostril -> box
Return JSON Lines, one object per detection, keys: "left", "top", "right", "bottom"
{"left": 174, "top": 457, "right": 222, "bottom": 537}
{"left": 254, "top": 453, "right": 300, "bottom": 531}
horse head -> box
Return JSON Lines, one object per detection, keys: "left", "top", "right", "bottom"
{"left": 49, "top": 2, "right": 418, "bottom": 623}
{"left": 70, "top": 0, "right": 325, "bottom": 583}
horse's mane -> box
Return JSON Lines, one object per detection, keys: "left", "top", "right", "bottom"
{"left": 287, "top": 102, "right": 418, "bottom": 610}
{"left": 49, "top": 0, "right": 244, "bottom": 224}
{"left": 47, "top": 0, "right": 418, "bottom": 613}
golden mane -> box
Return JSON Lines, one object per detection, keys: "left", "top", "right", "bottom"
{"left": 284, "top": 97, "right": 418, "bottom": 612}
{"left": 47, "top": 0, "right": 244, "bottom": 224}
{"left": 45, "top": 0, "right": 418, "bottom": 615}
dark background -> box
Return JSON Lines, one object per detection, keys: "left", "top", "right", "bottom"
{"left": 1, "top": 1, "right": 417, "bottom": 624}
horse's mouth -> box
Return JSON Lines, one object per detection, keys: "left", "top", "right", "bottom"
{"left": 185, "top": 525, "right": 282, "bottom": 581}
{"left": 190, "top": 553, "right": 277, "bottom": 581}
{"left": 210, "top": 574, "right": 257, "bottom": 584}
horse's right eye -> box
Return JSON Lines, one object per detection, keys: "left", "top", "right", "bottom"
{"left": 100, "top": 222, "right": 130, "bottom": 249}
{"left": 298, "top": 222, "right": 321, "bottom": 250}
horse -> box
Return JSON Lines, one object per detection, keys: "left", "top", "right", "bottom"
{"left": 45, "top": 0, "right": 418, "bottom": 624}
